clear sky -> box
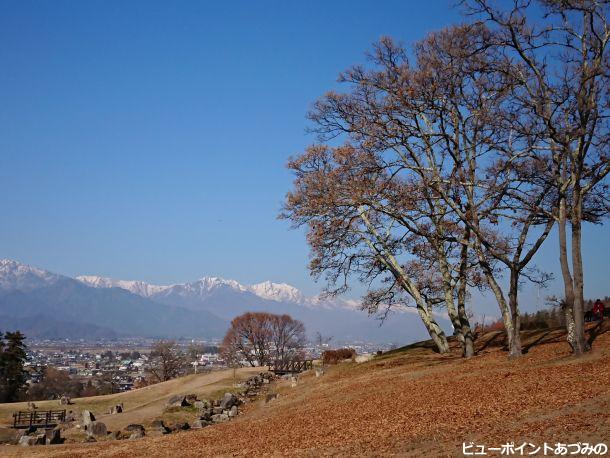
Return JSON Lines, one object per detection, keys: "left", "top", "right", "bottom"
{"left": 0, "top": 1, "right": 608, "bottom": 311}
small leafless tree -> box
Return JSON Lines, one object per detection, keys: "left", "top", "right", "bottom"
{"left": 147, "top": 340, "right": 186, "bottom": 383}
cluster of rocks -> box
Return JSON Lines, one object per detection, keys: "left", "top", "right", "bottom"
{"left": 169, "top": 372, "right": 279, "bottom": 430}
{"left": 18, "top": 427, "right": 62, "bottom": 447}
{"left": 192, "top": 392, "right": 240, "bottom": 428}
{"left": 241, "top": 371, "right": 276, "bottom": 399}
{"left": 18, "top": 371, "right": 282, "bottom": 446}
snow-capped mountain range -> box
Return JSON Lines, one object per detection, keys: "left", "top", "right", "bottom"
{"left": 76, "top": 274, "right": 341, "bottom": 309}
{"left": 75, "top": 275, "right": 169, "bottom": 298}
{"left": 0, "top": 259, "right": 439, "bottom": 343}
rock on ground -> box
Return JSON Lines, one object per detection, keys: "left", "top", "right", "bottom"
{"left": 87, "top": 421, "right": 107, "bottom": 437}
{"left": 82, "top": 410, "right": 95, "bottom": 428}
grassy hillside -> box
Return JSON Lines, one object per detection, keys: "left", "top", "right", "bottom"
{"left": 3, "top": 324, "right": 610, "bottom": 457}
{"left": 0, "top": 366, "right": 261, "bottom": 433}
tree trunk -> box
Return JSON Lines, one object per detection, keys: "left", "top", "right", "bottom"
{"left": 474, "top": 241, "right": 518, "bottom": 357}
{"left": 558, "top": 197, "right": 577, "bottom": 351}
{"left": 438, "top": 256, "right": 467, "bottom": 355}
{"left": 571, "top": 189, "right": 588, "bottom": 354}
{"left": 414, "top": 299, "right": 450, "bottom": 354}
{"left": 457, "top": 228, "right": 474, "bottom": 358}
{"left": 507, "top": 270, "right": 522, "bottom": 358}
{"left": 358, "top": 207, "right": 450, "bottom": 354}
{"left": 457, "top": 300, "right": 475, "bottom": 358}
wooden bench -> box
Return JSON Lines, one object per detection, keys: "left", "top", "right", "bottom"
{"left": 12, "top": 409, "right": 66, "bottom": 429}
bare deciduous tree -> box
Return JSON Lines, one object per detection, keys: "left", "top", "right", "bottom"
{"left": 283, "top": 145, "right": 460, "bottom": 354}
{"left": 464, "top": 0, "right": 610, "bottom": 355}
{"left": 147, "top": 340, "right": 186, "bottom": 383}
{"left": 292, "top": 25, "right": 560, "bottom": 358}
{"left": 220, "top": 312, "right": 306, "bottom": 366}
{"left": 270, "top": 314, "right": 307, "bottom": 363}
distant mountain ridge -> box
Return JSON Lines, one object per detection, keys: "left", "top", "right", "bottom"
{"left": 76, "top": 275, "right": 358, "bottom": 309}
{"left": 0, "top": 259, "right": 444, "bottom": 344}
{"left": 0, "top": 260, "right": 227, "bottom": 340}
{"left": 76, "top": 274, "right": 335, "bottom": 308}
{"left": 0, "top": 259, "right": 61, "bottom": 291}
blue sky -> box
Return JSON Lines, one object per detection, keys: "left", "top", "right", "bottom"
{"left": 0, "top": 1, "right": 607, "bottom": 312}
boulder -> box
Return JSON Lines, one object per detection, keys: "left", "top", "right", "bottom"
{"left": 228, "top": 405, "right": 238, "bottom": 418}
{"left": 125, "top": 424, "right": 145, "bottom": 433}
{"left": 87, "top": 421, "right": 107, "bottom": 437}
{"left": 193, "top": 400, "right": 210, "bottom": 411}
{"left": 82, "top": 410, "right": 96, "bottom": 429}
{"left": 109, "top": 404, "right": 123, "bottom": 414}
{"left": 174, "top": 422, "right": 190, "bottom": 431}
{"left": 129, "top": 429, "right": 145, "bottom": 440}
{"left": 125, "top": 424, "right": 146, "bottom": 440}
{"left": 18, "top": 435, "right": 39, "bottom": 447}
{"left": 212, "top": 406, "right": 223, "bottom": 415}
{"left": 166, "top": 394, "right": 190, "bottom": 408}
{"left": 191, "top": 419, "right": 212, "bottom": 429}
{"left": 220, "top": 393, "right": 237, "bottom": 410}
{"left": 355, "top": 354, "right": 374, "bottom": 363}
{"left": 211, "top": 413, "right": 229, "bottom": 423}
{"left": 150, "top": 420, "right": 171, "bottom": 434}
{"left": 44, "top": 428, "right": 62, "bottom": 445}
{"left": 185, "top": 394, "right": 198, "bottom": 404}
{"left": 85, "top": 436, "right": 97, "bottom": 443}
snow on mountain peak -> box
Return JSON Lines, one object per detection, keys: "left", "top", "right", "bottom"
{"left": 248, "top": 281, "right": 305, "bottom": 303}
{"left": 196, "top": 276, "right": 248, "bottom": 292}
{"left": 0, "top": 258, "right": 363, "bottom": 313}
{"left": 76, "top": 275, "right": 169, "bottom": 297}
{"left": 0, "top": 259, "right": 62, "bottom": 291}
{"left": 73, "top": 268, "right": 343, "bottom": 309}
{"left": 75, "top": 272, "right": 312, "bottom": 305}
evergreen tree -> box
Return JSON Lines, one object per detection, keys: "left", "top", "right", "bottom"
{"left": 0, "top": 331, "right": 28, "bottom": 402}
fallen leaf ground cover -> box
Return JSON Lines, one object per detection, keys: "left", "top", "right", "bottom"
{"left": 5, "top": 323, "right": 610, "bottom": 457}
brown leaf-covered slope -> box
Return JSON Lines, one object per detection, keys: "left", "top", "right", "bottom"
{"left": 7, "top": 324, "right": 610, "bottom": 457}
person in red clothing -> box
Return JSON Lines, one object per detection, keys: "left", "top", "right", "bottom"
{"left": 592, "top": 299, "right": 605, "bottom": 321}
